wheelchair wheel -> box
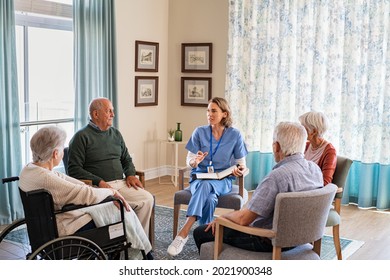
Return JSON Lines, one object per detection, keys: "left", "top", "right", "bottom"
{"left": 0, "top": 218, "right": 31, "bottom": 259}
{"left": 28, "top": 236, "right": 107, "bottom": 260}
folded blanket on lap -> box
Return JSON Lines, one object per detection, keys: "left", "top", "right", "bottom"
{"left": 80, "top": 203, "right": 152, "bottom": 259}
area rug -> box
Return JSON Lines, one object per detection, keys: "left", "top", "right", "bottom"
{"left": 153, "top": 205, "right": 364, "bottom": 260}
{"left": 321, "top": 235, "right": 364, "bottom": 260}
{"left": 0, "top": 205, "right": 364, "bottom": 260}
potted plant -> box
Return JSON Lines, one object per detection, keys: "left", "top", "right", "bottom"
{"left": 168, "top": 128, "right": 175, "bottom": 142}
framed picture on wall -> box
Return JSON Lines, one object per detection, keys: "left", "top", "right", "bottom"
{"left": 181, "top": 77, "right": 212, "bottom": 107}
{"left": 181, "top": 43, "right": 212, "bottom": 73}
{"left": 135, "top": 76, "right": 159, "bottom": 106}
{"left": 135, "top": 40, "right": 159, "bottom": 72}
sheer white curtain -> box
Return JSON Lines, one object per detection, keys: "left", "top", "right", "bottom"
{"left": 226, "top": 0, "right": 390, "bottom": 163}
{"left": 226, "top": 0, "right": 390, "bottom": 209}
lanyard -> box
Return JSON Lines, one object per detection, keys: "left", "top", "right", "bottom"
{"left": 209, "top": 126, "right": 225, "bottom": 163}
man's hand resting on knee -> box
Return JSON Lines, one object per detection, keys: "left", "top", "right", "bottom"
{"left": 125, "top": 175, "right": 144, "bottom": 190}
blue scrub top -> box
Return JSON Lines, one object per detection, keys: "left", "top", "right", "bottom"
{"left": 186, "top": 125, "right": 248, "bottom": 175}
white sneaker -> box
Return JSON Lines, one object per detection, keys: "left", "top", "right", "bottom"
{"left": 167, "top": 235, "right": 189, "bottom": 256}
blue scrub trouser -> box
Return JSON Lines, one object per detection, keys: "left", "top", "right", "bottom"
{"left": 186, "top": 179, "right": 232, "bottom": 225}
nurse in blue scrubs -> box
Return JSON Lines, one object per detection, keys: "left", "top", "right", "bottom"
{"left": 167, "top": 97, "right": 248, "bottom": 256}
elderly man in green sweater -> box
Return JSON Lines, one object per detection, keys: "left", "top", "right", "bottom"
{"left": 68, "top": 97, "right": 154, "bottom": 237}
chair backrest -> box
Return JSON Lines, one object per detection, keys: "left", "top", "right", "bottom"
{"left": 332, "top": 156, "right": 353, "bottom": 198}
{"left": 19, "top": 188, "right": 59, "bottom": 252}
{"left": 63, "top": 147, "right": 69, "bottom": 174}
{"left": 272, "top": 184, "right": 337, "bottom": 248}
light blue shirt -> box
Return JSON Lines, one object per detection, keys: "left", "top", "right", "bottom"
{"left": 247, "top": 153, "right": 323, "bottom": 229}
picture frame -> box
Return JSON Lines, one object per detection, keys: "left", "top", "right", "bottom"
{"left": 181, "top": 77, "right": 212, "bottom": 107}
{"left": 135, "top": 76, "right": 158, "bottom": 107}
{"left": 135, "top": 40, "right": 159, "bottom": 72}
{"left": 181, "top": 43, "right": 212, "bottom": 73}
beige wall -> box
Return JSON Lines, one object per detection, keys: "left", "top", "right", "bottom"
{"left": 115, "top": 0, "right": 229, "bottom": 179}
{"left": 168, "top": 0, "right": 229, "bottom": 170}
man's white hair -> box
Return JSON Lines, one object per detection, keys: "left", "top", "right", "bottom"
{"left": 273, "top": 122, "right": 307, "bottom": 156}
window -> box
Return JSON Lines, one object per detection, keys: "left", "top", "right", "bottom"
{"left": 15, "top": 0, "right": 73, "bottom": 164}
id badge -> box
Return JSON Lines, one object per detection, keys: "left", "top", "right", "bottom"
{"left": 207, "top": 161, "right": 214, "bottom": 173}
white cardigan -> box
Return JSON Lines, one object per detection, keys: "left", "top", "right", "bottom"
{"left": 19, "top": 163, "right": 113, "bottom": 236}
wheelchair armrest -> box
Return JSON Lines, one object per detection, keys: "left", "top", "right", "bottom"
{"left": 61, "top": 203, "right": 79, "bottom": 211}
{"left": 61, "top": 196, "right": 123, "bottom": 216}
{"left": 60, "top": 196, "right": 125, "bottom": 226}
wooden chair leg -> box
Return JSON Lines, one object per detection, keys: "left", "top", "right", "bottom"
{"left": 313, "top": 239, "right": 322, "bottom": 256}
{"left": 173, "top": 204, "right": 180, "bottom": 239}
{"left": 214, "top": 223, "right": 224, "bottom": 260}
{"left": 333, "top": 224, "right": 342, "bottom": 260}
{"left": 272, "top": 247, "right": 282, "bottom": 260}
{"left": 149, "top": 203, "right": 155, "bottom": 249}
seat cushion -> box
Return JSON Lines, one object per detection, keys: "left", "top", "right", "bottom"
{"left": 174, "top": 184, "right": 248, "bottom": 210}
{"left": 174, "top": 189, "right": 192, "bottom": 205}
{"left": 326, "top": 208, "right": 340, "bottom": 227}
{"left": 200, "top": 242, "right": 320, "bottom": 260}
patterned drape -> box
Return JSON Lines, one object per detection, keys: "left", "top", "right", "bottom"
{"left": 226, "top": 0, "right": 390, "bottom": 163}
{"left": 226, "top": 0, "right": 390, "bottom": 209}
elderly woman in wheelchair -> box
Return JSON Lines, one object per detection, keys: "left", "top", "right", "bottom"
{"left": 18, "top": 125, "right": 152, "bottom": 260}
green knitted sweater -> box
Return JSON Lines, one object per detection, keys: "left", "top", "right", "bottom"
{"left": 68, "top": 124, "right": 136, "bottom": 186}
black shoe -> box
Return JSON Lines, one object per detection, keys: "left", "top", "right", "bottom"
{"left": 146, "top": 251, "right": 154, "bottom": 260}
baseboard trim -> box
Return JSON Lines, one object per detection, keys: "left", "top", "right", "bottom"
{"left": 143, "top": 165, "right": 188, "bottom": 181}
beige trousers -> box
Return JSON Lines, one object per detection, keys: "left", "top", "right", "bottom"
{"left": 108, "top": 179, "right": 154, "bottom": 237}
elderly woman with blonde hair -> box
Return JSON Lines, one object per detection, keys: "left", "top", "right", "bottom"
{"left": 299, "top": 111, "right": 337, "bottom": 185}
{"left": 19, "top": 125, "right": 152, "bottom": 259}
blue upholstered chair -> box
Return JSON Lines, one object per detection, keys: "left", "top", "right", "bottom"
{"left": 173, "top": 166, "right": 249, "bottom": 239}
{"left": 326, "top": 155, "right": 353, "bottom": 260}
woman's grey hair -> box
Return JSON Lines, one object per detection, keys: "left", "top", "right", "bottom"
{"left": 209, "top": 97, "right": 233, "bottom": 127}
{"left": 273, "top": 122, "right": 307, "bottom": 156}
{"left": 298, "top": 111, "right": 329, "bottom": 137}
{"left": 30, "top": 126, "right": 67, "bottom": 163}
{"left": 89, "top": 97, "right": 109, "bottom": 119}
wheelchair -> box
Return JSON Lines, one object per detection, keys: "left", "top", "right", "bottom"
{"left": 0, "top": 176, "right": 146, "bottom": 260}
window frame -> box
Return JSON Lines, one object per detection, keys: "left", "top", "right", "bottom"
{"left": 15, "top": 0, "right": 74, "bottom": 164}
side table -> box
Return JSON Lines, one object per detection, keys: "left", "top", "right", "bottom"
{"left": 158, "top": 140, "right": 187, "bottom": 187}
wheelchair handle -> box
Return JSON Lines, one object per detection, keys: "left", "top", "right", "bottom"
{"left": 2, "top": 176, "right": 20, "bottom": 184}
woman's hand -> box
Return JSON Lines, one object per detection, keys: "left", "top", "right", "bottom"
{"left": 232, "top": 165, "right": 246, "bottom": 177}
{"left": 112, "top": 190, "right": 131, "bottom": 212}
{"left": 191, "top": 151, "right": 209, "bottom": 167}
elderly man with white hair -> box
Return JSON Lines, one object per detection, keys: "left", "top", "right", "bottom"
{"left": 68, "top": 97, "right": 154, "bottom": 238}
{"left": 193, "top": 121, "right": 324, "bottom": 253}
